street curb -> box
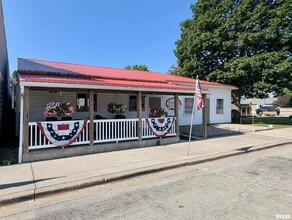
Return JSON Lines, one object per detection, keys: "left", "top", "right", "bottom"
{"left": 1, "top": 141, "right": 292, "bottom": 206}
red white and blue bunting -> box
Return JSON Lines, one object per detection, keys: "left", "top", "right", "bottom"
{"left": 146, "top": 117, "right": 175, "bottom": 137}
{"left": 37, "top": 120, "right": 87, "bottom": 147}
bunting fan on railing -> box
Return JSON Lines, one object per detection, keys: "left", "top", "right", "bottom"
{"left": 37, "top": 120, "right": 87, "bottom": 147}
{"left": 146, "top": 117, "right": 175, "bottom": 137}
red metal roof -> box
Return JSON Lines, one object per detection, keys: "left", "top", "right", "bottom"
{"left": 19, "top": 74, "right": 199, "bottom": 91}
{"left": 18, "top": 58, "right": 237, "bottom": 92}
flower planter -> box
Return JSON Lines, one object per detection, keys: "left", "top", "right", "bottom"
{"left": 115, "top": 114, "right": 126, "bottom": 119}
{"left": 61, "top": 116, "right": 73, "bottom": 121}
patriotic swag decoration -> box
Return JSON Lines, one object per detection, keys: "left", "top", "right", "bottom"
{"left": 146, "top": 117, "right": 175, "bottom": 137}
{"left": 37, "top": 120, "right": 87, "bottom": 147}
{"left": 195, "top": 79, "right": 204, "bottom": 110}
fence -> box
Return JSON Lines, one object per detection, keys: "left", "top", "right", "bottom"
{"left": 28, "top": 117, "right": 176, "bottom": 150}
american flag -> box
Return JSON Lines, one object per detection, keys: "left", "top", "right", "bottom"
{"left": 195, "top": 79, "right": 204, "bottom": 110}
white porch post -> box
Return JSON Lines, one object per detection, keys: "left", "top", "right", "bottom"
{"left": 89, "top": 90, "right": 94, "bottom": 146}
{"left": 137, "top": 91, "right": 142, "bottom": 141}
{"left": 174, "top": 93, "right": 180, "bottom": 137}
{"left": 18, "top": 86, "right": 29, "bottom": 163}
{"left": 23, "top": 87, "right": 29, "bottom": 153}
{"left": 18, "top": 86, "right": 24, "bottom": 163}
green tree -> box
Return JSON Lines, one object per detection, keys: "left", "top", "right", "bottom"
{"left": 274, "top": 95, "right": 292, "bottom": 107}
{"left": 10, "top": 71, "right": 18, "bottom": 109}
{"left": 125, "top": 65, "right": 149, "bottom": 71}
{"left": 168, "top": 65, "right": 183, "bottom": 76}
{"left": 175, "top": 0, "right": 292, "bottom": 100}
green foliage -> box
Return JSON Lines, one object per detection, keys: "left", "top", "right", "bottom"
{"left": 175, "top": 0, "right": 292, "bottom": 98}
{"left": 125, "top": 65, "right": 149, "bottom": 71}
{"left": 107, "top": 102, "right": 127, "bottom": 114}
{"left": 168, "top": 65, "right": 184, "bottom": 76}
{"left": 242, "top": 116, "right": 292, "bottom": 127}
{"left": 283, "top": 88, "right": 292, "bottom": 96}
{"left": 10, "top": 71, "right": 18, "bottom": 108}
{"left": 274, "top": 95, "right": 292, "bottom": 107}
{"left": 155, "top": 139, "right": 161, "bottom": 146}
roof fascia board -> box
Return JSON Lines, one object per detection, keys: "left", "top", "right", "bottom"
{"left": 169, "top": 82, "right": 237, "bottom": 90}
{"left": 19, "top": 81, "right": 197, "bottom": 94}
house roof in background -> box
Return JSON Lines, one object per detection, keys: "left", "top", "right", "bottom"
{"left": 17, "top": 58, "right": 237, "bottom": 92}
{"left": 240, "top": 98, "right": 278, "bottom": 105}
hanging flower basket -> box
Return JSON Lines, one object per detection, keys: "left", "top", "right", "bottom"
{"left": 44, "top": 102, "right": 75, "bottom": 119}
{"left": 150, "top": 107, "right": 167, "bottom": 118}
{"left": 107, "top": 102, "right": 127, "bottom": 118}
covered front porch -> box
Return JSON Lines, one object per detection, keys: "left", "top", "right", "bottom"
{"left": 16, "top": 58, "right": 212, "bottom": 163}
{"left": 18, "top": 87, "right": 182, "bottom": 163}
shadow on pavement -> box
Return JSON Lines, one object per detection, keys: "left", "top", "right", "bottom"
{"left": 0, "top": 177, "right": 63, "bottom": 190}
{"left": 237, "top": 146, "right": 253, "bottom": 152}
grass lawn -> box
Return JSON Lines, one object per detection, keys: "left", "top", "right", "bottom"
{"left": 241, "top": 116, "right": 292, "bottom": 129}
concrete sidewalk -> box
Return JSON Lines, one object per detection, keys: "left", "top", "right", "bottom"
{"left": 1, "top": 128, "right": 292, "bottom": 206}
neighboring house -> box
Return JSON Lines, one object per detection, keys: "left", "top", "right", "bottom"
{"left": 240, "top": 98, "right": 278, "bottom": 116}
{"left": 0, "top": 0, "right": 11, "bottom": 138}
{"left": 16, "top": 58, "right": 237, "bottom": 163}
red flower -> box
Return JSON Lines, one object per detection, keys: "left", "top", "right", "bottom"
{"left": 150, "top": 107, "right": 167, "bottom": 117}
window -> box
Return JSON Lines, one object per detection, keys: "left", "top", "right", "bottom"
{"left": 216, "top": 99, "right": 224, "bottom": 114}
{"left": 76, "top": 94, "right": 97, "bottom": 112}
{"left": 184, "top": 97, "right": 194, "bottom": 116}
{"left": 129, "top": 95, "right": 145, "bottom": 111}
{"left": 149, "top": 97, "right": 161, "bottom": 109}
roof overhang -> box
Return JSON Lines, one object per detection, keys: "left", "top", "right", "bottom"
{"left": 169, "top": 82, "right": 238, "bottom": 90}
{"left": 19, "top": 81, "right": 205, "bottom": 95}
{"left": 17, "top": 58, "right": 237, "bottom": 95}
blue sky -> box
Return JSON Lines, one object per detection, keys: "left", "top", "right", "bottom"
{"left": 3, "top": 0, "right": 195, "bottom": 74}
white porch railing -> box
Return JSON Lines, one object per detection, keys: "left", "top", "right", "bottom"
{"left": 28, "top": 117, "right": 176, "bottom": 150}
{"left": 93, "top": 118, "right": 139, "bottom": 144}
{"left": 141, "top": 118, "right": 176, "bottom": 139}
{"left": 28, "top": 121, "right": 90, "bottom": 150}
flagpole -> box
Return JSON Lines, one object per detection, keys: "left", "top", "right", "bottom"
{"left": 187, "top": 75, "right": 198, "bottom": 156}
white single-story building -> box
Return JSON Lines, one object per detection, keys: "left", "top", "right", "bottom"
{"left": 16, "top": 58, "right": 237, "bottom": 163}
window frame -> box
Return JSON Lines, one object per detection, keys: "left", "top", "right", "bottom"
{"left": 129, "top": 95, "right": 145, "bottom": 112}
{"left": 76, "top": 93, "right": 97, "bottom": 112}
{"left": 184, "top": 97, "right": 194, "bottom": 116}
{"left": 216, "top": 99, "right": 224, "bottom": 114}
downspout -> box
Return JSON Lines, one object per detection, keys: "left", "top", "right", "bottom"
{"left": 18, "top": 86, "right": 24, "bottom": 163}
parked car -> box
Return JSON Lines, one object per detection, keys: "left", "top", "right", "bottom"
{"left": 256, "top": 106, "right": 280, "bottom": 116}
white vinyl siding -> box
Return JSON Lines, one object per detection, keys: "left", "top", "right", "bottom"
{"left": 161, "top": 87, "right": 232, "bottom": 125}
{"left": 28, "top": 91, "right": 149, "bottom": 122}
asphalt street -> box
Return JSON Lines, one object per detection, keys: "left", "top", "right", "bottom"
{"left": 1, "top": 144, "right": 291, "bottom": 220}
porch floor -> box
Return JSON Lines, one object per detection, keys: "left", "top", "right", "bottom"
{"left": 23, "top": 136, "right": 180, "bottom": 162}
